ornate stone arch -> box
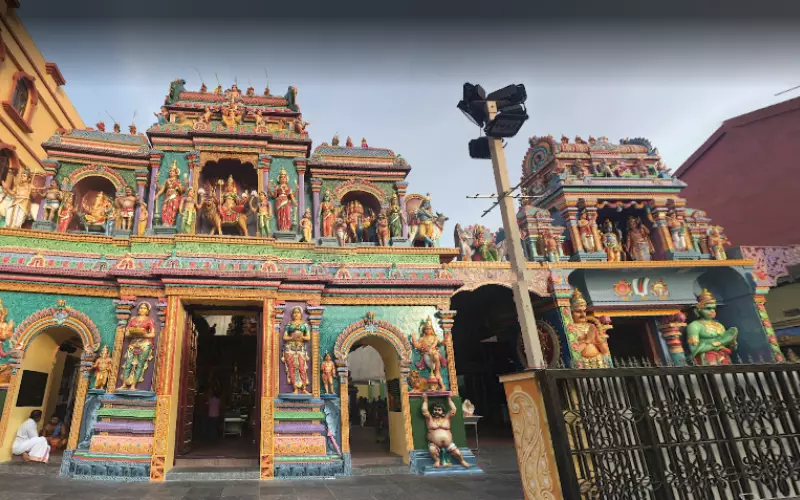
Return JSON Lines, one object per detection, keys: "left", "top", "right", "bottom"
{"left": 67, "top": 164, "right": 128, "bottom": 192}
{"left": 4, "top": 299, "right": 102, "bottom": 358}
{"left": 333, "top": 179, "right": 386, "bottom": 206}
{"left": 333, "top": 313, "right": 412, "bottom": 364}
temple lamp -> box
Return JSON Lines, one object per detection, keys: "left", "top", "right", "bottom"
{"left": 456, "top": 82, "right": 544, "bottom": 368}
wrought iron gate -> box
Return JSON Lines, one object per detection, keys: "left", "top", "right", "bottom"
{"left": 538, "top": 363, "right": 800, "bottom": 499}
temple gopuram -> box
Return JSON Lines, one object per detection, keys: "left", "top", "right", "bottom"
{"left": 0, "top": 81, "right": 791, "bottom": 498}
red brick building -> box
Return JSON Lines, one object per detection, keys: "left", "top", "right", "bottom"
{"left": 675, "top": 96, "right": 800, "bottom": 246}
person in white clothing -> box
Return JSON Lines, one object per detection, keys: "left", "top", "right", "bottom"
{"left": 12, "top": 410, "right": 50, "bottom": 463}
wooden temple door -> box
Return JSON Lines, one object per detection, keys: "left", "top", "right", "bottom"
{"left": 176, "top": 316, "right": 199, "bottom": 456}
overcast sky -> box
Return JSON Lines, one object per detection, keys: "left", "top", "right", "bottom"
{"left": 21, "top": 12, "right": 800, "bottom": 232}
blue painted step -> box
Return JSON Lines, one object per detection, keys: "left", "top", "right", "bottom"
{"left": 409, "top": 448, "right": 483, "bottom": 476}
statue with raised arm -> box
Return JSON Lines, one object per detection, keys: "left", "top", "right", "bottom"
{"left": 281, "top": 306, "right": 311, "bottom": 394}
{"left": 119, "top": 302, "right": 156, "bottom": 391}
{"left": 686, "top": 289, "right": 738, "bottom": 366}
{"left": 421, "top": 393, "right": 469, "bottom": 468}
{"left": 412, "top": 316, "right": 446, "bottom": 391}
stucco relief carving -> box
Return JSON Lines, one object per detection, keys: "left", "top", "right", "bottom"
{"left": 449, "top": 267, "right": 551, "bottom": 297}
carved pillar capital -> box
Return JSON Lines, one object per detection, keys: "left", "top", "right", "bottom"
{"left": 657, "top": 313, "right": 687, "bottom": 364}
{"left": 258, "top": 154, "right": 273, "bottom": 170}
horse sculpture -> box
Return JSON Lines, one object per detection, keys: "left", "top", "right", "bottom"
{"left": 199, "top": 187, "right": 254, "bottom": 236}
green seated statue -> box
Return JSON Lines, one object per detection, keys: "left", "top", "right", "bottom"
{"left": 686, "top": 289, "right": 738, "bottom": 365}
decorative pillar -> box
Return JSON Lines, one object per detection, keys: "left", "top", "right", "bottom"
{"left": 650, "top": 203, "right": 673, "bottom": 253}
{"left": 107, "top": 298, "right": 135, "bottom": 393}
{"left": 150, "top": 296, "right": 184, "bottom": 482}
{"left": 436, "top": 309, "right": 458, "bottom": 396}
{"left": 37, "top": 160, "right": 58, "bottom": 221}
{"left": 258, "top": 155, "right": 273, "bottom": 199}
{"left": 132, "top": 170, "right": 149, "bottom": 235}
{"left": 147, "top": 152, "right": 163, "bottom": 229}
{"left": 657, "top": 313, "right": 687, "bottom": 364}
{"left": 66, "top": 354, "right": 93, "bottom": 450}
{"left": 186, "top": 151, "right": 200, "bottom": 191}
{"left": 307, "top": 304, "right": 325, "bottom": 397}
{"left": 294, "top": 159, "right": 307, "bottom": 217}
{"left": 273, "top": 302, "right": 286, "bottom": 397}
{"left": 561, "top": 205, "right": 582, "bottom": 254}
{"left": 311, "top": 178, "right": 323, "bottom": 239}
{"left": 754, "top": 292, "right": 785, "bottom": 362}
{"left": 399, "top": 363, "right": 414, "bottom": 457}
{"left": 581, "top": 200, "right": 603, "bottom": 252}
{"left": 337, "top": 364, "right": 350, "bottom": 455}
{"left": 395, "top": 181, "right": 408, "bottom": 238}
{"left": 260, "top": 299, "right": 275, "bottom": 480}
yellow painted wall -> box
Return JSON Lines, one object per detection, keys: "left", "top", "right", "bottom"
{"left": 355, "top": 384, "right": 370, "bottom": 400}
{"left": 766, "top": 282, "right": 800, "bottom": 330}
{"left": 357, "top": 338, "right": 406, "bottom": 460}
{"left": 0, "top": 4, "right": 85, "bottom": 173}
{"left": 42, "top": 350, "right": 66, "bottom": 422}
{"left": 0, "top": 330, "right": 58, "bottom": 460}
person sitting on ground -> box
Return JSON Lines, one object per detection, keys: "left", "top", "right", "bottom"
{"left": 42, "top": 415, "right": 69, "bottom": 451}
{"left": 12, "top": 410, "right": 50, "bottom": 463}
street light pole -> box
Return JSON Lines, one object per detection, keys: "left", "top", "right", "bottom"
{"left": 485, "top": 101, "right": 545, "bottom": 368}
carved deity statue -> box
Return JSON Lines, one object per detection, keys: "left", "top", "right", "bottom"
{"left": 666, "top": 209, "right": 691, "bottom": 251}
{"left": 56, "top": 192, "right": 75, "bottom": 233}
{"left": 155, "top": 161, "right": 184, "bottom": 227}
{"left": 538, "top": 228, "right": 560, "bottom": 262}
{"left": 707, "top": 226, "right": 730, "bottom": 260}
{"left": 92, "top": 345, "right": 112, "bottom": 390}
{"left": 319, "top": 190, "right": 335, "bottom": 238}
{"left": 412, "top": 317, "right": 446, "bottom": 391}
{"left": 376, "top": 212, "right": 390, "bottom": 247}
{"left": 256, "top": 191, "right": 272, "bottom": 237}
{"left": 421, "top": 393, "right": 469, "bottom": 468}
{"left": 567, "top": 289, "right": 611, "bottom": 368}
{"left": 413, "top": 194, "right": 438, "bottom": 247}
{"left": 625, "top": 216, "right": 654, "bottom": 261}
{"left": 269, "top": 168, "right": 297, "bottom": 232}
{"left": 321, "top": 352, "right": 336, "bottom": 395}
{"left": 119, "top": 302, "right": 156, "bottom": 391}
{"left": 82, "top": 192, "right": 112, "bottom": 226}
{"left": 179, "top": 187, "right": 199, "bottom": 234}
{"left": 388, "top": 193, "right": 403, "bottom": 238}
{"left": 577, "top": 211, "right": 598, "bottom": 252}
{"left": 39, "top": 182, "right": 63, "bottom": 223}
{"left": 300, "top": 208, "right": 313, "bottom": 243}
{"left": 473, "top": 225, "right": 499, "bottom": 261}
{"left": 0, "top": 298, "right": 14, "bottom": 341}
{"left": 2, "top": 167, "right": 35, "bottom": 229}
{"left": 686, "top": 289, "right": 738, "bottom": 366}
{"left": 281, "top": 306, "right": 311, "bottom": 394}
{"left": 115, "top": 186, "right": 139, "bottom": 232}
{"left": 600, "top": 220, "right": 623, "bottom": 262}
{"left": 217, "top": 175, "right": 246, "bottom": 224}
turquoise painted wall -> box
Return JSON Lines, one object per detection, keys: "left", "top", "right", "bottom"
{"left": 318, "top": 305, "right": 449, "bottom": 392}
{"left": 0, "top": 291, "right": 117, "bottom": 364}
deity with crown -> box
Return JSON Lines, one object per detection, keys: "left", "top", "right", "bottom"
{"left": 567, "top": 289, "right": 611, "bottom": 368}
{"left": 412, "top": 316, "right": 447, "bottom": 391}
{"left": 217, "top": 175, "right": 247, "bottom": 223}
{"left": 268, "top": 168, "right": 297, "bottom": 232}
{"left": 686, "top": 289, "right": 738, "bottom": 365}
{"left": 413, "top": 194, "right": 438, "bottom": 247}
{"left": 155, "top": 161, "right": 184, "bottom": 227}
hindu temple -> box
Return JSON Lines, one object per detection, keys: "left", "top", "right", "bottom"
{"left": 0, "top": 79, "right": 789, "bottom": 498}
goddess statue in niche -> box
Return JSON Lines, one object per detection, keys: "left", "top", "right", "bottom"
{"left": 154, "top": 161, "right": 184, "bottom": 227}
{"left": 600, "top": 219, "right": 623, "bottom": 262}
{"left": 0, "top": 298, "right": 14, "bottom": 341}
{"left": 686, "top": 289, "right": 738, "bottom": 365}
{"left": 321, "top": 352, "right": 336, "bottom": 394}
{"left": 577, "top": 211, "right": 598, "bottom": 252}
{"left": 282, "top": 306, "right": 311, "bottom": 394}
{"left": 269, "top": 168, "right": 297, "bottom": 232}
{"left": 411, "top": 316, "right": 446, "bottom": 391}
{"left": 119, "top": 302, "right": 156, "bottom": 391}
{"left": 319, "top": 190, "right": 335, "bottom": 238}
{"left": 388, "top": 193, "right": 403, "bottom": 238}
{"left": 92, "top": 345, "right": 112, "bottom": 390}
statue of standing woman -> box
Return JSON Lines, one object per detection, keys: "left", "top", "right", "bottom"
{"left": 282, "top": 306, "right": 311, "bottom": 394}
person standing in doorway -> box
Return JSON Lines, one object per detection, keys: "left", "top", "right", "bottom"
{"left": 207, "top": 391, "right": 221, "bottom": 442}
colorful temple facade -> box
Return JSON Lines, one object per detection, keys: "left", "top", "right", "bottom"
{"left": 0, "top": 80, "right": 784, "bottom": 487}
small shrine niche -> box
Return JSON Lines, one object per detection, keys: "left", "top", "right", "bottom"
{"left": 595, "top": 202, "right": 659, "bottom": 262}
{"left": 196, "top": 159, "right": 258, "bottom": 236}
{"left": 337, "top": 190, "right": 383, "bottom": 244}
{"left": 72, "top": 176, "right": 117, "bottom": 233}
{"left": 518, "top": 206, "right": 567, "bottom": 262}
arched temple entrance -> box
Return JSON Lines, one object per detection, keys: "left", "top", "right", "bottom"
{"left": 0, "top": 303, "right": 101, "bottom": 462}
{"left": 334, "top": 315, "right": 413, "bottom": 464}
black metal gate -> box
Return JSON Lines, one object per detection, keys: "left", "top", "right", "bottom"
{"left": 538, "top": 363, "right": 800, "bottom": 499}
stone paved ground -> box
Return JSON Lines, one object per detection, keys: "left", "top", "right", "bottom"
{"left": 0, "top": 446, "right": 524, "bottom": 500}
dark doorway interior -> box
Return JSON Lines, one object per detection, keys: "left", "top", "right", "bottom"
{"left": 605, "top": 317, "right": 660, "bottom": 363}
{"left": 176, "top": 310, "right": 260, "bottom": 461}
